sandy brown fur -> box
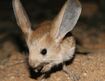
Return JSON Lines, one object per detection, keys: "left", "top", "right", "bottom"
{"left": 13, "top": 0, "right": 81, "bottom": 73}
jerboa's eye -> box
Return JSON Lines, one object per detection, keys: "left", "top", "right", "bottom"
{"left": 40, "top": 48, "right": 47, "bottom": 55}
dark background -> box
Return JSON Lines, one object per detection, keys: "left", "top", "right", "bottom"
{"left": 0, "top": 0, "right": 105, "bottom": 33}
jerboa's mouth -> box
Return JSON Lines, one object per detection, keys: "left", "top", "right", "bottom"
{"left": 34, "top": 63, "right": 49, "bottom": 73}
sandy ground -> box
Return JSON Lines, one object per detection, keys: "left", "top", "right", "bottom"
{"left": 1, "top": 49, "right": 105, "bottom": 81}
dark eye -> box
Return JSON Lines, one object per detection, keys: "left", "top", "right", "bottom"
{"left": 41, "top": 48, "right": 47, "bottom": 55}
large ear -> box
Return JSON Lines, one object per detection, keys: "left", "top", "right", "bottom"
{"left": 12, "top": 0, "right": 32, "bottom": 38}
{"left": 51, "top": 0, "right": 82, "bottom": 41}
